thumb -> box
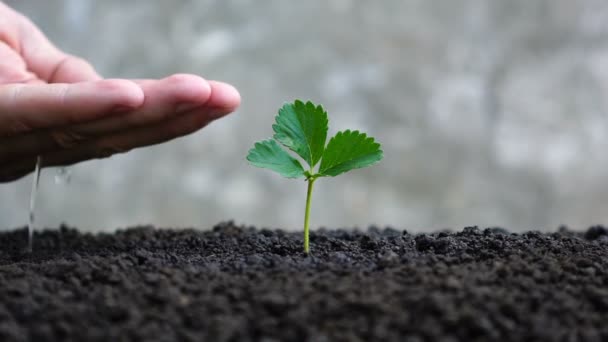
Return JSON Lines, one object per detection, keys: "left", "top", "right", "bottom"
{"left": 44, "top": 54, "right": 102, "bottom": 83}
{"left": 7, "top": 3, "right": 101, "bottom": 83}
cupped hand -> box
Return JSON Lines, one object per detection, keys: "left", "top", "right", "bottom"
{"left": 0, "top": 3, "right": 241, "bottom": 182}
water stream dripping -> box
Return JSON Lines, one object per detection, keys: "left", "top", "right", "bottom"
{"left": 27, "top": 156, "right": 42, "bottom": 253}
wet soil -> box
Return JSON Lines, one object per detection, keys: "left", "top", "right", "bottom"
{"left": 0, "top": 222, "right": 607, "bottom": 342}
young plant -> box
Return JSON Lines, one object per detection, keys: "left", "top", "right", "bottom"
{"left": 246, "top": 100, "right": 383, "bottom": 254}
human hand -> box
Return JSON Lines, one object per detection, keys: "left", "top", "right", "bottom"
{"left": 0, "top": 2, "right": 241, "bottom": 182}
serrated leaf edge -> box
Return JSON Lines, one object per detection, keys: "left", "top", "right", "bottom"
{"left": 246, "top": 139, "right": 305, "bottom": 178}
{"left": 271, "top": 100, "right": 328, "bottom": 169}
{"left": 318, "top": 129, "right": 383, "bottom": 177}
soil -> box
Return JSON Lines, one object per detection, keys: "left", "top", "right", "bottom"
{"left": 0, "top": 222, "right": 607, "bottom": 342}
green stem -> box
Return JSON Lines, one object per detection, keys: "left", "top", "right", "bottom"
{"left": 303, "top": 177, "right": 316, "bottom": 254}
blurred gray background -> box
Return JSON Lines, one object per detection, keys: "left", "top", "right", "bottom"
{"left": 1, "top": 0, "right": 608, "bottom": 232}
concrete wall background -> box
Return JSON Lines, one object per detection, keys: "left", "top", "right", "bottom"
{"left": 2, "top": 0, "right": 608, "bottom": 232}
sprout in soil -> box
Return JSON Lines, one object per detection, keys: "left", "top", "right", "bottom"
{"left": 246, "top": 100, "right": 383, "bottom": 254}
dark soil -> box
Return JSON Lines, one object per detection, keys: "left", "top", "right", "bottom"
{"left": 0, "top": 222, "right": 607, "bottom": 342}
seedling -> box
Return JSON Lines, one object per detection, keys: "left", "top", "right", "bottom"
{"left": 246, "top": 100, "right": 383, "bottom": 254}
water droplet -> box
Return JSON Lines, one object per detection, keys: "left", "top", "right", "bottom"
{"left": 54, "top": 167, "right": 72, "bottom": 185}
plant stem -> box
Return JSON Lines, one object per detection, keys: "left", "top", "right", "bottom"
{"left": 303, "top": 177, "right": 316, "bottom": 254}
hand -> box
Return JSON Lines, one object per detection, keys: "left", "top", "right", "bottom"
{"left": 0, "top": 3, "right": 241, "bottom": 182}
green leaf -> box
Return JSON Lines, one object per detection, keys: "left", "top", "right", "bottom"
{"left": 272, "top": 100, "right": 328, "bottom": 168}
{"left": 246, "top": 140, "right": 306, "bottom": 178}
{"left": 318, "top": 130, "right": 383, "bottom": 177}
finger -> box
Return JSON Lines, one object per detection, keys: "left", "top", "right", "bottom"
{"left": 0, "top": 78, "right": 240, "bottom": 181}
{"left": 0, "top": 76, "right": 240, "bottom": 164}
{"left": 72, "top": 105, "right": 224, "bottom": 161}
{"left": 69, "top": 74, "right": 214, "bottom": 135}
{"left": 206, "top": 80, "right": 242, "bottom": 112}
{"left": 44, "top": 54, "right": 101, "bottom": 83}
{"left": 0, "top": 79, "right": 144, "bottom": 137}
{"left": 9, "top": 6, "right": 101, "bottom": 82}
{"left": 0, "top": 74, "right": 207, "bottom": 162}
{"left": 0, "top": 105, "right": 227, "bottom": 182}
